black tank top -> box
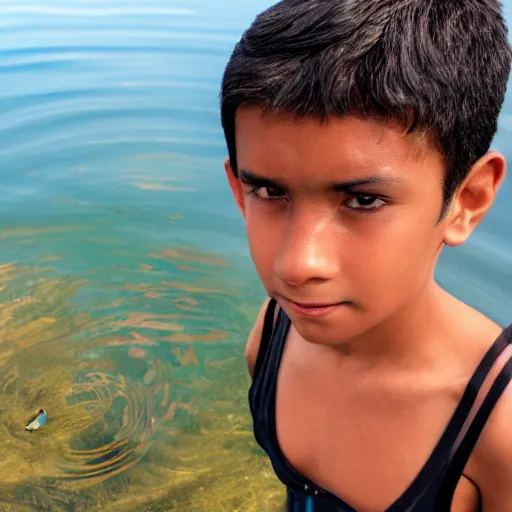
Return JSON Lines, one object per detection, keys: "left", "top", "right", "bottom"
{"left": 248, "top": 299, "right": 512, "bottom": 512}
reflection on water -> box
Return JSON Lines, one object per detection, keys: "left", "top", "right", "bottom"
{"left": 0, "top": 252, "right": 283, "bottom": 511}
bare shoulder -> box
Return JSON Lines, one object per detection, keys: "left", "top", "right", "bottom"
{"left": 245, "top": 297, "right": 273, "bottom": 379}
{"left": 469, "top": 341, "right": 512, "bottom": 510}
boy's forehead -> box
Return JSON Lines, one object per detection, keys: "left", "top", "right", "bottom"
{"left": 234, "top": 106, "right": 443, "bottom": 178}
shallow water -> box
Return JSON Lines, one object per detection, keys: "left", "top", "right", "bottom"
{"left": 0, "top": 1, "right": 511, "bottom": 510}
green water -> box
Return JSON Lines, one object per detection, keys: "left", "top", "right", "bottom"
{"left": 0, "top": 1, "right": 511, "bottom": 510}
{"left": 0, "top": 1, "right": 285, "bottom": 510}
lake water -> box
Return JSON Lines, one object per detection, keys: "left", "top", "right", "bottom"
{"left": 0, "top": 1, "right": 511, "bottom": 510}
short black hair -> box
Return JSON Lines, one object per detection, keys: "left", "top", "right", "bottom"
{"left": 220, "top": 0, "right": 511, "bottom": 213}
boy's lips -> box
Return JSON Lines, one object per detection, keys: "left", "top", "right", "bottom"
{"left": 280, "top": 296, "right": 350, "bottom": 317}
{"left": 292, "top": 301, "right": 336, "bottom": 308}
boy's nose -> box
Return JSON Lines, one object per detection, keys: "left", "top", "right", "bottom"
{"left": 274, "top": 216, "right": 340, "bottom": 287}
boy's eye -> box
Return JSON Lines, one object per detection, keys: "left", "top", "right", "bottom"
{"left": 345, "top": 195, "right": 386, "bottom": 211}
{"left": 252, "top": 186, "right": 285, "bottom": 200}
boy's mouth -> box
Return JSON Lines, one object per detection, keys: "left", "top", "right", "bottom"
{"left": 293, "top": 301, "right": 335, "bottom": 308}
{"left": 281, "top": 297, "right": 350, "bottom": 317}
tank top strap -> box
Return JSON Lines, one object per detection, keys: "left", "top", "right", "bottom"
{"left": 253, "top": 298, "right": 278, "bottom": 379}
{"left": 390, "top": 325, "right": 512, "bottom": 512}
{"left": 438, "top": 324, "right": 512, "bottom": 448}
{"left": 249, "top": 298, "right": 291, "bottom": 429}
{"left": 435, "top": 324, "right": 512, "bottom": 508}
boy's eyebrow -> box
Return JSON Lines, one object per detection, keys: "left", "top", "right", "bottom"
{"left": 239, "top": 170, "right": 278, "bottom": 188}
{"left": 238, "top": 169, "right": 398, "bottom": 191}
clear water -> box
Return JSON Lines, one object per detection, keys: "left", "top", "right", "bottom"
{"left": 0, "top": 1, "right": 510, "bottom": 510}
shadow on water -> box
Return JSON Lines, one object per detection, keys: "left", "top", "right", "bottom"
{"left": 0, "top": 248, "right": 285, "bottom": 511}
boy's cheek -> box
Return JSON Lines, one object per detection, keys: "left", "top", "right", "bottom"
{"left": 246, "top": 225, "right": 276, "bottom": 264}
{"left": 245, "top": 224, "right": 281, "bottom": 280}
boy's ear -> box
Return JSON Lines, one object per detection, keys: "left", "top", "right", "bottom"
{"left": 443, "top": 151, "right": 506, "bottom": 247}
{"left": 224, "top": 157, "right": 246, "bottom": 218}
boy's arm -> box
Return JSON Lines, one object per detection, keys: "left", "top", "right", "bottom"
{"left": 472, "top": 385, "right": 512, "bottom": 510}
{"left": 245, "top": 298, "right": 271, "bottom": 379}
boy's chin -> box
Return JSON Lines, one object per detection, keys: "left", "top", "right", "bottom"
{"left": 294, "top": 324, "right": 357, "bottom": 348}
{"left": 288, "top": 308, "right": 366, "bottom": 347}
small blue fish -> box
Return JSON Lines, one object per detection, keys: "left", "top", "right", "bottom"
{"left": 24, "top": 409, "right": 47, "bottom": 432}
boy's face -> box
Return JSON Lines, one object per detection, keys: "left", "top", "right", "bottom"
{"left": 225, "top": 106, "right": 502, "bottom": 346}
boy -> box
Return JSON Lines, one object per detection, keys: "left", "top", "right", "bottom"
{"left": 220, "top": 1, "right": 512, "bottom": 511}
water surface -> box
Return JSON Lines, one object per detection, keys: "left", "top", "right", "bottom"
{"left": 0, "top": 1, "right": 511, "bottom": 510}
